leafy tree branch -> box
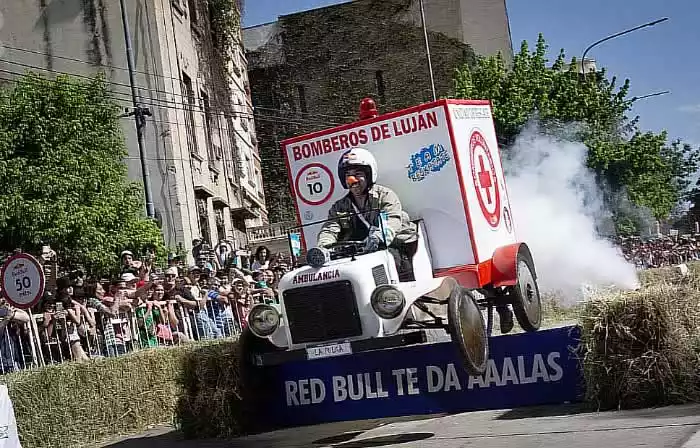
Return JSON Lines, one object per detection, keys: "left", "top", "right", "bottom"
{"left": 0, "top": 72, "right": 165, "bottom": 276}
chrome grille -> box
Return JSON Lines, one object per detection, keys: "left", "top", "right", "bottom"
{"left": 282, "top": 281, "right": 362, "bottom": 344}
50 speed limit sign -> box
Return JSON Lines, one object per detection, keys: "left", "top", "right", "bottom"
{"left": 0, "top": 253, "right": 45, "bottom": 309}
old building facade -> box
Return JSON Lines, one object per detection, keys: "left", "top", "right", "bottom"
{"left": 242, "top": 0, "right": 513, "bottom": 224}
{"left": 0, "top": 0, "right": 267, "bottom": 261}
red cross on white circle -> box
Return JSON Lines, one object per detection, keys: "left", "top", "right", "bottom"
{"left": 477, "top": 154, "right": 496, "bottom": 210}
{"left": 469, "top": 130, "right": 501, "bottom": 228}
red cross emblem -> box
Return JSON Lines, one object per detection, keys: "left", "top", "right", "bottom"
{"left": 478, "top": 155, "right": 493, "bottom": 203}
{"left": 469, "top": 130, "right": 501, "bottom": 228}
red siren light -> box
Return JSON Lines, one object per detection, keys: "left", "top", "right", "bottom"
{"left": 359, "top": 97, "right": 378, "bottom": 120}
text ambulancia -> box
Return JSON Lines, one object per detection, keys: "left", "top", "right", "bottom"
{"left": 292, "top": 269, "right": 340, "bottom": 285}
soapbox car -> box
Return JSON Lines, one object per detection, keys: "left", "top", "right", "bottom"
{"left": 241, "top": 214, "right": 542, "bottom": 377}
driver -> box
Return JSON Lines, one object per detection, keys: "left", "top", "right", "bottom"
{"left": 317, "top": 147, "right": 418, "bottom": 281}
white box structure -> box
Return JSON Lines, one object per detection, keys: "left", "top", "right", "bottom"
{"left": 282, "top": 99, "right": 517, "bottom": 273}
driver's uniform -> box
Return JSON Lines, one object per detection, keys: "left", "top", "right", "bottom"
{"left": 317, "top": 184, "right": 418, "bottom": 281}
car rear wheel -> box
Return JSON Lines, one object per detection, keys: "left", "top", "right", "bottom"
{"left": 510, "top": 253, "right": 542, "bottom": 332}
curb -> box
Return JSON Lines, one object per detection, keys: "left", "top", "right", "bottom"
{"left": 681, "top": 427, "right": 700, "bottom": 448}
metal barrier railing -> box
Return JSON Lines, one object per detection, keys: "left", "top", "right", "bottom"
{"left": 0, "top": 292, "right": 270, "bottom": 374}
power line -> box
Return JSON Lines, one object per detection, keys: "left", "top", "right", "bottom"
{"left": 0, "top": 55, "right": 354, "bottom": 123}
{"left": 0, "top": 73, "right": 338, "bottom": 160}
{"left": 0, "top": 56, "right": 250, "bottom": 115}
{"left": 0, "top": 76, "right": 338, "bottom": 170}
{"left": 0, "top": 43, "right": 256, "bottom": 109}
{"left": 0, "top": 69, "right": 341, "bottom": 128}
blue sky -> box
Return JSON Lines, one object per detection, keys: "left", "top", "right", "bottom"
{"left": 242, "top": 0, "right": 699, "bottom": 146}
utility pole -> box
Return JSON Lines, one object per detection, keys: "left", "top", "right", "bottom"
{"left": 419, "top": 0, "right": 437, "bottom": 102}
{"left": 118, "top": 0, "right": 155, "bottom": 218}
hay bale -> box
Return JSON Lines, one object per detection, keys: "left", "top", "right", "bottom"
{"left": 3, "top": 340, "right": 237, "bottom": 448}
{"left": 638, "top": 261, "right": 700, "bottom": 288}
{"left": 175, "top": 339, "right": 244, "bottom": 439}
{"left": 6, "top": 346, "right": 183, "bottom": 448}
{"left": 580, "top": 282, "right": 700, "bottom": 410}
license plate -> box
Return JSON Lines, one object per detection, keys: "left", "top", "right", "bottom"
{"left": 306, "top": 342, "right": 353, "bottom": 360}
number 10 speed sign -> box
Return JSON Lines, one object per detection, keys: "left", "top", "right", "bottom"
{"left": 0, "top": 253, "right": 45, "bottom": 309}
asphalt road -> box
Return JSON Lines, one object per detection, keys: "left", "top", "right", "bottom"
{"left": 100, "top": 403, "right": 700, "bottom": 448}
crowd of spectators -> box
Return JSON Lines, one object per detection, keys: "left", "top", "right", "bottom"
{"left": 1, "top": 231, "right": 697, "bottom": 373}
{"left": 0, "top": 241, "right": 293, "bottom": 374}
{"left": 618, "top": 234, "right": 700, "bottom": 269}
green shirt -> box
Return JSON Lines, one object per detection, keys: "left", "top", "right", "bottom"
{"left": 135, "top": 306, "right": 161, "bottom": 348}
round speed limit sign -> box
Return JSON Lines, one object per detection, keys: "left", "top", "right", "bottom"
{"left": 0, "top": 253, "right": 45, "bottom": 309}
{"left": 295, "top": 163, "right": 335, "bottom": 206}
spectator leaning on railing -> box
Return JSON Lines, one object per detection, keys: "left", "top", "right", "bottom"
{"left": 0, "top": 298, "right": 30, "bottom": 373}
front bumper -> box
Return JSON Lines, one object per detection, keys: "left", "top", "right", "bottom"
{"left": 251, "top": 330, "right": 427, "bottom": 367}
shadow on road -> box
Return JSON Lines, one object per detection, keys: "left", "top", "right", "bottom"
{"left": 497, "top": 403, "right": 700, "bottom": 422}
{"left": 100, "top": 414, "right": 442, "bottom": 448}
{"left": 327, "top": 432, "right": 435, "bottom": 447}
{"left": 312, "top": 431, "right": 366, "bottom": 445}
{"left": 495, "top": 403, "right": 593, "bottom": 420}
{"left": 102, "top": 431, "right": 192, "bottom": 448}
{"left": 599, "top": 404, "right": 700, "bottom": 420}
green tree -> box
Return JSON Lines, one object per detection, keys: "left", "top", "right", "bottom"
{"left": 0, "top": 72, "right": 165, "bottom": 276}
{"left": 453, "top": 34, "right": 699, "bottom": 223}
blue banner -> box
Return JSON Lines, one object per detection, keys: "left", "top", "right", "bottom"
{"left": 257, "top": 325, "right": 584, "bottom": 427}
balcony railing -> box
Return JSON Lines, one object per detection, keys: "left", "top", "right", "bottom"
{"left": 247, "top": 221, "right": 297, "bottom": 244}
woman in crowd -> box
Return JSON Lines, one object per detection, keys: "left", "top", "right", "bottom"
{"left": 230, "top": 278, "right": 252, "bottom": 332}
{"left": 251, "top": 245, "right": 271, "bottom": 271}
{"left": 135, "top": 283, "right": 188, "bottom": 347}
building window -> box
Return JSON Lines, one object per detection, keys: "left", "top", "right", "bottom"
{"left": 201, "top": 90, "right": 216, "bottom": 162}
{"left": 297, "top": 84, "right": 308, "bottom": 114}
{"left": 246, "top": 154, "right": 254, "bottom": 186}
{"left": 375, "top": 70, "right": 386, "bottom": 103}
{"left": 187, "top": 0, "right": 197, "bottom": 24}
{"left": 214, "top": 207, "right": 226, "bottom": 242}
{"left": 195, "top": 195, "right": 211, "bottom": 245}
{"left": 230, "top": 134, "right": 243, "bottom": 181}
{"left": 181, "top": 73, "right": 199, "bottom": 155}
{"left": 235, "top": 98, "right": 243, "bottom": 119}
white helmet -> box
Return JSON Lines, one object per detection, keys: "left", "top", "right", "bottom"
{"left": 337, "top": 147, "right": 378, "bottom": 189}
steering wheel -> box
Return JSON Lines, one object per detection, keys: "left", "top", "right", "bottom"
{"left": 326, "top": 240, "right": 367, "bottom": 259}
{"left": 327, "top": 240, "right": 365, "bottom": 249}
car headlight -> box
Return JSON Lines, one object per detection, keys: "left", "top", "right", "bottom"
{"left": 371, "top": 285, "right": 405, "bottom": 319}
{"left": 248, "top": 304, "right": 280, "bottom": 337}
{"left": 307, "top": 247, "right": 330, "bottom": 268}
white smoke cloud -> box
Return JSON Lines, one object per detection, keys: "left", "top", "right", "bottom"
{"left": 503, "top": 122, "right": 640, "bottom": 304}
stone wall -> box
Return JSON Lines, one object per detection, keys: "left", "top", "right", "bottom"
{"left": 246, "top": 0, "right": 475, "bottom": 222}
